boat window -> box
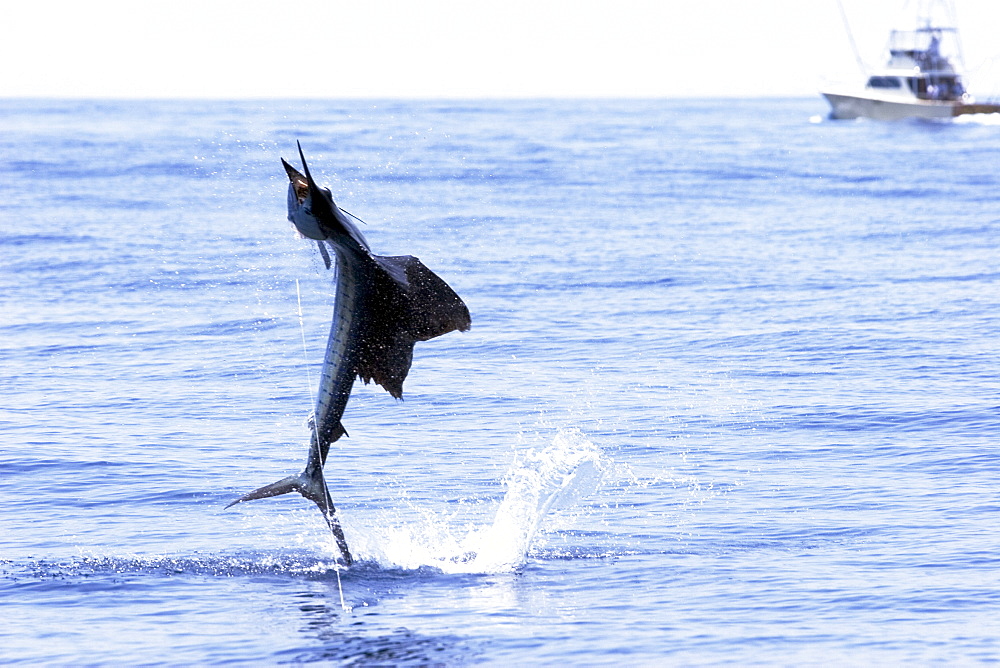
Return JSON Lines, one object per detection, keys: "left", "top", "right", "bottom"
{"left": 867, "top": 76, "right": 901, "bottom": 89}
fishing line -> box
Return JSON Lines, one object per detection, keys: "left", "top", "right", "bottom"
{"left": 335, "top": 564, "right": 349, "bottom": 612}
{"left": 341, "top": 208, "right": 368, "bottom": 225}
{"left": 296, "top": 278, "right": 352, "bottom": 614}
{"left": 295, "top": 279, "right": 321, "bottom": 448}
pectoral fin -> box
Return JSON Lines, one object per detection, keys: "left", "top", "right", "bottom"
{"left": 317, "top": 241, "right": 332, "bottom": 269}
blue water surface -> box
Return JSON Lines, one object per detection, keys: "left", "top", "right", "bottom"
{"left": 2, "top": 99, "right": 999, "bottom": 665}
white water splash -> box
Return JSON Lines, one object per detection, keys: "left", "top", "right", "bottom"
{"left": 952, "top": 112, "right": 1000, "bottom": 125}
{"left": 354, "top": 428, "right": 607, "bottom": 573}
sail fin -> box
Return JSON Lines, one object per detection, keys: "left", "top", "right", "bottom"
{"left": 355, "top": 255, "right": 471, "bottom": 399}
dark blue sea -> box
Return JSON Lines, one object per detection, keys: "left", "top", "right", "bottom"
{"left": 2, "top": 99, "right": 999, "bottom": 665}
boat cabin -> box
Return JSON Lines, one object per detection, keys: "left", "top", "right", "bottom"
{"left": 863, "top": 26, "right": 967, "bottom": 101}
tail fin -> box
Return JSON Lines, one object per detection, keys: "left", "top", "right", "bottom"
{"left": 226, "top": 468, "right": 353, "bottom": 565}
{"left": 225, "top": 474, "right": 302, "bottom": 507}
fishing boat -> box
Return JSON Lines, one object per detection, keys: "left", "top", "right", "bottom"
{"left": 821, "top": 0, "right": 1000, "bottom": 120}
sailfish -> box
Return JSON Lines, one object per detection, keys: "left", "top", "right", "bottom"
{"left": 227, "top": 143, "right": 471, "bottom": 565}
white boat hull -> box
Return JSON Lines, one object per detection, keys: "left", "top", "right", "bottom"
{"left": 822, "top": 92, "right": 956, "bottom": 120}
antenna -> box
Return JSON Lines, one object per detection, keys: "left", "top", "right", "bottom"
{"left": 836, "top": 0, "right": 868, "bottom": 77}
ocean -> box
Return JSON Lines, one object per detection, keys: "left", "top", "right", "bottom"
{"left": 1, "top": 98, "right": 999, "bottom": 665}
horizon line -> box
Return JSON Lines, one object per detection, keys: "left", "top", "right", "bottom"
{"left": 0, "top": 93, "right": 827, "bottom": 102}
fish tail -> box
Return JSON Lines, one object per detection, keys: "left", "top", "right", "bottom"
{"left": 224, "top": 474, "right": 302, "bottom": 507}
{"left": 226, "top": 467, "right": 353, "bottom": 565}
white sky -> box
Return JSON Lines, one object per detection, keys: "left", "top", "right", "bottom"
{"left": 2, "top": 0, "right": 999, "bottom": 98}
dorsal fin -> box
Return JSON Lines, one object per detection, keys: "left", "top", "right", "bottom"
{"left": 355, "top": 255, "right": 471, "bottom": 398}
{"left": 388, "top": 255, "right": 471, "bottom": 340}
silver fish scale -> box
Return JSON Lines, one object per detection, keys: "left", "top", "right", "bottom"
{"left": 314, "top": 246, "right": 362, "bottom": 437}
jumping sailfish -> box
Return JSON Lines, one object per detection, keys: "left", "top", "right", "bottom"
{"left": 227, "top": 143, "right": 471, "bottom": 565}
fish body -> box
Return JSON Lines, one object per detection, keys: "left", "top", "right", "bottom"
{"left": 227, "top": 144, "right": 471, "bottom": 565}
